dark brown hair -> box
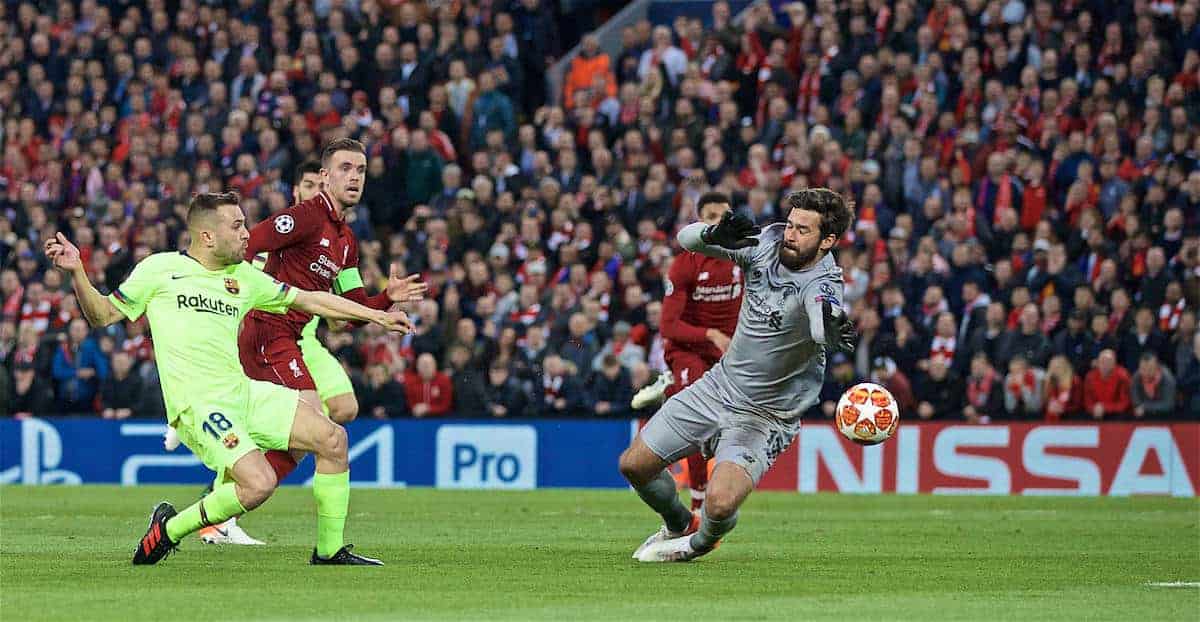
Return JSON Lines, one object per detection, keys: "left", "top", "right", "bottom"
{"left": 187, "top": 191, "right": 240, "bottom": 227}
{"left": 320, "top": 138, "right": 366, "bottom": 167}
{"left": 697, "top": 191, "right": 731, "bottom": 212}
{"left": 294, "top": 158, "right": 322, "bottom": 180}
{"left": 784, "top": 188, "right": 854, "bottom": 241}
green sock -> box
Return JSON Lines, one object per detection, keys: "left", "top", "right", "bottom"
{"left": 165, "top": 482, "right": 247, "bottom": 542}
{"left": 313, "top": 470, "right": 350, "bottom": 558}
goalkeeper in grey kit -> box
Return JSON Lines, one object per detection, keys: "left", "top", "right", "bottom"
{"left": 621, "top": 188, "right": 857, "bottom": 562}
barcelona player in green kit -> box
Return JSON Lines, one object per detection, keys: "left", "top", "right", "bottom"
{"left": 169, "top": 155, "right": 425, "bottom": 546}
{"left": 44, "top": 192, "right": 413, "bottom": 565}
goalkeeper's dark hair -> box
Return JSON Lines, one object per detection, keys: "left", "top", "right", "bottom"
{"left": 697, "top": 191, "right": 731, "bottom": 212}
{"left": 187, "top": 191, "right": 241, "bottom": 227}
{"left": 320, "top": 138, "right": 366, "bottom": 167}
{"left": 294, "top": 159, "right": 321, "bottom": 180}
{"left": 784, "top": 188, "right": 854, "bottom": 241}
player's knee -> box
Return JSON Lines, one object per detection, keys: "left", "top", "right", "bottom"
{"left": 239, "top": 466, "right": 278, "bottom": 510}
{"left": 315, "top": 422, "right": 349, "bottom": 461}
{"left": 328, "top": 398, "right": 359, "bottom": 424}
{"left": 704, "top": 487, "right": 740, "bottom": 521}
{"left": 618, "top": 448, "right": 652, "bottom": 486}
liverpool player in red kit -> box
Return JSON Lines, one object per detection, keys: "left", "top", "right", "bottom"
{"left": 632, "top": 192, "right": 743, "bottom": 510}
{"left": 243, "top": 140, "right": 421, "bottom": 445}
{"left": 181, "top": 140, "right": 422, "bottom": 547}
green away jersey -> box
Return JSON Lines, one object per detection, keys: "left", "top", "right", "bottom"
{"left": 108, "top": 251, "right": 298, "bottom": 422}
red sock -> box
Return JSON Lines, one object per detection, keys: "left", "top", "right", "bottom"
{"left": 265, "top": 450, "right": 298, "bottom": 482}
{"left": 686, "top": 453, "right": 708, "bottom": 511}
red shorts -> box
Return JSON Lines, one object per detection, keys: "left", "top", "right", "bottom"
{"left": 238, "top": 320, "right": 316, "bottom": 391}
{"left": 664, "top": 349, "right": 716, "bottom": 399}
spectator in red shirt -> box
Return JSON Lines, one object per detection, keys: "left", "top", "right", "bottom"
{"left": 1043, "top": 355, "right": 1084, "bottom": 421}
{"left": 1019, "top": 160, "right": 1048, "bottom": 231}
{"left": 1084, "top": 349, "right": 1132, "bottom": 419}
{"left": 404, "top": 353, "right": 453, "bottom": 417}
{"left": 1117, "top": 135, "right": 1157, "bottom": 181}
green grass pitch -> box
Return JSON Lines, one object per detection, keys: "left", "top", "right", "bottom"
{"left": 1, "top": 486, "right": 1197, "bottom": 621}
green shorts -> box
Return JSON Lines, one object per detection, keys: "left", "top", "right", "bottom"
{"left": 300, "top": 333, "right": 354, "bottom": 404}
{"left": 173, "top": 379, "right": 300, "bottom": 476}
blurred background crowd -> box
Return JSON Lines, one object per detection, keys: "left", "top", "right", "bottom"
{"left": 1, "top": 0, "right": 1198, "bottom": 420}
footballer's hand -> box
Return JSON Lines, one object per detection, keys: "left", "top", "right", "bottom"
{"left": 374, "top": 309, "right": 415, "bottom": 334}
{"left": 706, "top": 328, "right": 731, "bottom": 353}
{"left": 386, "top": 264, "right": 428, "bottom": 304}
{"left": 44, "top": 232, "right": 83, "bottom": 273}
{"left": 700, "top": 211, "right": 760, "bottom": 249}
{"left": 822, "top": 300, "right": 857, "bottom": 354}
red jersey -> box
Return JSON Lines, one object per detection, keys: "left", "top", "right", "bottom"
{"left": 403, "top": 370, "right": 454, "bottom": 416}
{"left": 660, "top": 251, "right": 742, "bottom": 364}
{"left": 242, "top": 191, "right": 390, "bottom": 340}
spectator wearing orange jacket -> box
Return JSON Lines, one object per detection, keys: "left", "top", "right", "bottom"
{"left": 564, "top": 34, "right": 617, "bottom": 107}
{"left": 405, "top": 353, "right": 454, "bottom": 417}
{"left": 1083, "top": 349, "right": 1132, "bottom": 419}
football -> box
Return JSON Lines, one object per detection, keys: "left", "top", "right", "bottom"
{"left": 835, "top": 382, "right": 900, "bottom": 445}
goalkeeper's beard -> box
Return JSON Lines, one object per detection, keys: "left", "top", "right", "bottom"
{"left": 779, "top": 240, "right": 820, "bottom": 271}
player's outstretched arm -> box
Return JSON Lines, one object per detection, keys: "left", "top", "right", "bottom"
{"left": 820, "top": 300, "right": 857, "bottom": 354}
{"left": 696, "top": 211, "right": 760, "bottom": 249}
{"left": 337, "top": 263, "right": 428, "bottom": 311}
{"left": 678, "top": 212, "right": 760, "bottom": 263}
{"left": 43, "top": 233, "right": 125, "bottom": 327}
{"left": 291, "top": 289, "right": 414, "bottom": 333}
{"left": 384, "top": 269, "right": 428, "bottom": 305}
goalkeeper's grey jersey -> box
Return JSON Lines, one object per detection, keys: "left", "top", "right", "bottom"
{"left": 676, "top": 222, "right": 844, "bottom": 420}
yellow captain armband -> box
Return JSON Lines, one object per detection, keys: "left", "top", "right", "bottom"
{"left": 333, "top": 267, "right": 364, "bottom": 295}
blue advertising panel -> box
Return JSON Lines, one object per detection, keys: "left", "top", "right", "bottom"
{"left": 0, "top": 418, "right": 635, "bottom": 489}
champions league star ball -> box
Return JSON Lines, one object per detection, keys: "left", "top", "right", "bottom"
{"left": 835, "top": 382, "right": 899, "bottom": 445}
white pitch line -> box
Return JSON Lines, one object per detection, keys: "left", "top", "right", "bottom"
{"left": 1144, "top": 582, "right": 1200, "bottom": 588}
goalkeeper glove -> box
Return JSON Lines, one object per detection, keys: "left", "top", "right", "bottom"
{"left": 700, "top": 211, "right": 761, "bottom": 249}
{"left": 822, "top": 300, "right": 857, "bottom": 354}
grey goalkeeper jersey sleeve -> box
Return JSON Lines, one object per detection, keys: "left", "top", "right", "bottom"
{"left": 677, "top": 222, "right": 845, "bottom": 420}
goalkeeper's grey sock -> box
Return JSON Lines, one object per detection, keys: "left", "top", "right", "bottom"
{"left": 634, "top": 469, "right": 693, "bottom": 533}
{"left": 689, "top": 507, "right": 737, "bottom": 552}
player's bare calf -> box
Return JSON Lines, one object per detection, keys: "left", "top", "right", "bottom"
{"left": 289, "top": 395, "right": 349, "bottom": 471}
{"left": 635, "top": 461, "right": 752, "bottom": 562}
{"left": 287, "top": 394, "right": 381, "bottom": 565}
{"left": 132, "top": 449, "right": 279, "bottom": 565}
{"left": 701, "top": 462, "right": 753, "bottom": 523}
{"left": 620, "top": 435, "right": 700, "bottom": 558}
{"left": 229, "top": 451, "right": 281, "bottom": 511}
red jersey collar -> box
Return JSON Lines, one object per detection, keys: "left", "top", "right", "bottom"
{"left": 317, "top": 190, "right": 345, "bottom": 223}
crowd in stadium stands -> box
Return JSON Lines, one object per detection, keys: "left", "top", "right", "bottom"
{"left": 1, "top": 0, "right": 1198, "bottom": 421}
